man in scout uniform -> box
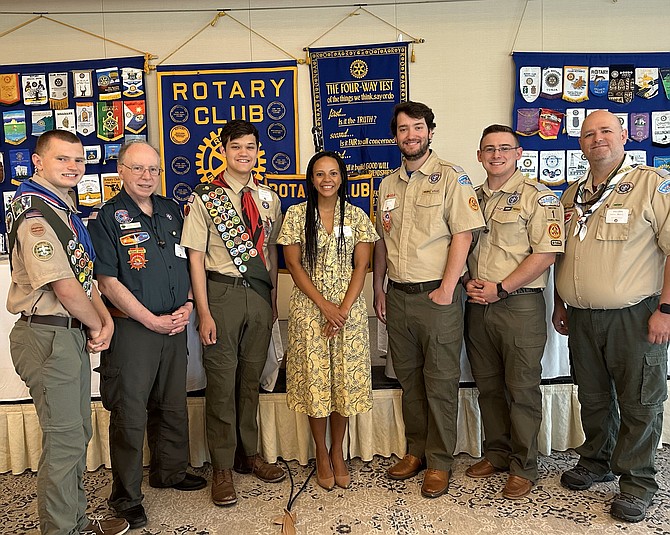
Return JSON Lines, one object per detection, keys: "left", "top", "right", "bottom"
{"left": 552, "top": 110, "right": 670, "bottom": 523}
{"left": 88, "top": 141, "right": 206, "bottom": 530}
{"left": 181, "top": 120, "right": 285, "bottom": 506}
{"left": 463, "top": 124, "right": 564, "bottom": 499}
{"left": 6, "top": 129, "right": 128, "bottom": 535}
{"left": 373, "top": 101, "right": 485, "bottom": 498}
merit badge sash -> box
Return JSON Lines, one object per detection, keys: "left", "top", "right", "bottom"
{"left": 629, "top": 112, "right": 650, "bottom": 142}
{"left": 96, "top": 101, "right": 123, "bottom": 141}
{"left": 72, "top": 70, "right": 93, "bottom": 98}
{"left": 102, "top": 173, "right": 122, "bottom": 201}
{"left": 635, "top": 67, "right": 659, "bottom": 99}
{"left": 651, "top": 111, "right": 670, "bottom": 145}
{"left": 194, "top": 182, "right": 273, "bottom": 306}
{"left": 96, "top": 68, "right": 121, "bottom": 100}
{"left": 538, "top": 108, "right": 564, "bottom": 140}
{"left": 519, "top": 151, "right": 539, "bottom": 180}
{"left": 3, "top": 110, "right": 27, "bottom": 145}
{"left": 48, "top": 72, "right": 69, "bottom": 109}
{"left": 540, "top": 67, "right": 563, "bottom": 99}
{"left": 85, "top": 145, "right": 101, "bottom": 164}
{"left": 123, "top": 100, "right": 146, "bottom": 134}
{"left": 9, "top": 149, "right": 32, "bottom": 182}
{"left": 0, "top": 73, "right": 20, "bottom": 105}
{"left": 628, "top": 151, "right": 647, "bottom": 166}
{"left": 54, "top": 109, "right": 76, "bottom": 134}
{"left": 76, "top": 102, "right": 95, "bottom": 136}
{"left": 589, "top": 67, "right": 609, "bottom": 97}
{"left": 608, "top": 64, "right": 634, "bottom": 104}
{"left": 539, "top": 150, "right": 565, "bottom": 186}
{"left": 77, "top": 174, "right": 102, "bottom": 207}
{"left": 562, "top": 66, "right": 588, "bottom": 102}
{"left": 104, "top": 144, "right": 122, "bottom": 163}
{"left": 31, "top": 110, "right": 54, "bottom": 137}
{"left": 519, "top": 66, "right": 541, "bottom": 103}
{"left": 121, "top": 67, "right": 144, "bottom": 97}
{"left": 660, "top": 68, "right": 670, "bottom": 100}
{"left": 566, "top": 150, "right": 588, "bottom": 183}
{"left": 516, "top": 108, "right": 540, "bottom": 136}
{"left": 565, "top": 108, "right": 586, "bottom": 137}
{"left": 21, "top": 74, "right": 48, "bottom": 106}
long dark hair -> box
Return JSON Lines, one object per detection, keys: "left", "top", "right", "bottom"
{"left": 304, "top": 151, "right": 349, "bottom": 274}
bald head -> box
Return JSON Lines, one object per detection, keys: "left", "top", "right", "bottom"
{"left": 578, "top": 110, "right": 627, "bottom": 175}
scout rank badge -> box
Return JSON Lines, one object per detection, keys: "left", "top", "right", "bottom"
{"left": 128, "top": 246, "right": 148, "bottom": 270}
{"left": 0, "top": 73, "right": 20, "bottom": 105}
{"left": 562, "top": 66, "right": 588, "bottom": 102}
{"left": 608, "top": 64, "right": 634, "bottom": 104}
{"left": 519, "top": 66, "right": 541, "bottom": 103}
{"left": 589, "top": 67, "right": 609, "bottom": 97}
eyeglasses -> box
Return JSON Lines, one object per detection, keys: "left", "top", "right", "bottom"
{"left": 121, "top": 163, "right": 162, "bottom": 176}
{"left": 481, "top": 146, "right": 520, "bottom": 154}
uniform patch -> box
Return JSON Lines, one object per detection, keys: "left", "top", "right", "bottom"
{"left": 183, "top": 204, "right": 191, "bottom": 217}
{"left": 120, "top": 232, "right": 150, "bottom": 246}
{"left": 548, "top": 223, "right": 561, "bottom": 239}
{"left": 457, "top": 175, "right": 472, "bottom": 186}
{"left": 468, "top": 197, "right": 480, "bottom": 211}
{"left": 506, "top": 193, "right": 520, "bottom": 205}
{"left": 262, "top": 201, "right": 270, "bottom": 209}
{"left": 29, "top": 222, "right": 46, "bottom": 237}
{"left": 32, "top": 240, "right": 54, "bottom": 260}
{"left": 382, "top": 211, "right": 392, "bottom": 233}
{"left": 551, "top": 240, "right": 562, "bottom": 246}
{"left": 428, "top": 173, "right": 441, "bottom": 184}
{"left": 564, "top": 211, "right": 573, "bottom": 224}
{"left": 616, "top": 182, "right": 634, "bottom": 194}
{"left": 128, "top": 246, "right": 147, "bottom": 270}
{"left": 114, "top": 209, "right": 131, "bottom": 223}
{"left": 538, "top": 194, "right": 560, "bottom": 207}
{"left": 658, "top": 179, "right": 670, "bottom": 194}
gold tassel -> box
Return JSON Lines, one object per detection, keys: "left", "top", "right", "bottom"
{"left": 411, "top": 43, "right": 416, "bottom": 63}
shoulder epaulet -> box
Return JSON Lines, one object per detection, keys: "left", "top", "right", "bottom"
{"left": 524, "top": 178, "right": 551, "bottom": 192}
{"left": 639, "top": 165, "right": 670, "bottom": 178}
{"left": 438, "top": 160, "right": 465, "bottom": 174}
{"left": 258, "top": 183, "right": 273, "bottom": 191}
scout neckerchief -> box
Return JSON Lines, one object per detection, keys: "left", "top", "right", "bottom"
{"left": 195, "top": 175, "right": 273, "bottom": 306}
{"left": 573, "top": 156, "right": 635, "bottom": 241}
{"left": 6, "top": 179, "right": 95, "bottom": 297}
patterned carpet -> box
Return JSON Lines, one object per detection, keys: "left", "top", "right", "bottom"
{"left": 2, "top": 448, "right": 669, "bottom": 535}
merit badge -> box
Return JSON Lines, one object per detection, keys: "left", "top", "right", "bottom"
{"left": 382, "top": 211, "right": 392, "bottom": 233}
{"left": 548, "top": 223, "right": 561, "bottom": 239}
{"left": 114, "top": 209, "right": 131, "bottom": 223}
{"left": 468, "top": 197, "right": 480, "bottom": 211}
{"left": 32, "top": 240, "right": 54, "bottom": 261}
{"left": 128, "top": 247, "right": 147, "bottom": 270}
{"left": 457, "top": 175, "right": 472, "bottom": 186}
{"left": 616, "top": 182, "right": 633, "bottom": 194}
{"left": 428, "top": 173, "right": 441, "bottom": 184}
{"left": 506, "top": 192, "right": 520, "bottom": 205}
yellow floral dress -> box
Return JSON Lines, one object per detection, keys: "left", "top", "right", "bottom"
{"left": 277, "top": 201, "right": 379, "bottom": 418}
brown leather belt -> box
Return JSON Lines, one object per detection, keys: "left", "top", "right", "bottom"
{"left": 20, "top": 314, "right": 82, "bottom": 329}
{"left": 107, "top": 307, "right": 129, "bottom": 319}
{"left": 207, "top": 271, "right": 251, "bottom": 288}
{"left": 388, "top": 279, "right": 442, "bottom": 294}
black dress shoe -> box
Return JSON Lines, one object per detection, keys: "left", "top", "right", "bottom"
{"left": 150, "top": 472, "right": 207, "bottom": 491}
{"left": 118, "top": 504, "right": 147, "bottom": 530}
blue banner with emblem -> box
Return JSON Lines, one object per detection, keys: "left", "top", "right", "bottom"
{"left": 156, "top": 61, "right": 299, "bottom": 205}
{"left": 309, "top": 43, "right": 409, "bottom": 217}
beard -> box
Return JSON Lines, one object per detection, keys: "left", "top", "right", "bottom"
{"left": 400, "top": 138, "right": 430, "bottom": 161}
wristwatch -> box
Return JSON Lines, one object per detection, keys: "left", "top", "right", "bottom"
{"left": 496, "top": 282, "right": 509, "bottom": 300}
{"left": 660, "top": 303, "right": 670, "bottom": 314}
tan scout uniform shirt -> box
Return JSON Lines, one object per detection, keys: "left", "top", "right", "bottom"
{"left": 556, "top": 162, "right": 670, "bottom": 309}
{"left": 376, "top": 151, "right": 485, "bottom": 283}
{"left": 468, "top": 169, "right": 565, "bottom": 288}
{"left": 6, "top": 175, "right": 78, "bottom": 317}
{"left": 181, "top": 170, "right": 283, "bottom": 276}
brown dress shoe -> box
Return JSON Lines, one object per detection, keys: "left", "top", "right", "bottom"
{"left": 387, "top": 454, "right": 424, "bottom": 480}
{"left": 503, "top": 474, "right": 533, "bottom": 499}
{"left": 211, "top": 468, "right": 237, "bottom": 506}
{"left": 465, "top": 458, "right": 506, "bottom": 479}
{"left": 421, "top": 469, "right": 451, "bottom": 498}
{"left": 234, "top": 453, "right": 286, "bottom": 483}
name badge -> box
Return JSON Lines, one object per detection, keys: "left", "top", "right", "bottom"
{"left": 175, "top": 244, "right": 187, "bottom": 258}
{"left": 334, "top": 225, "right": 353, "bottom": 238}
{"left": 383, "top": 198, "right": 396, "bottom": 211}
{"left": 120, "top": 222, "right": 142, "bottom": 230}
{"left": 258, "top": 189, "right": 273, "bottom": 202}
{"left": 605, "top": 208, "right": 629, "bottom": 224}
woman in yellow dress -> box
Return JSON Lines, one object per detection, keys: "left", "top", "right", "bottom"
{"left": 277, "top": 151, "right": 379, "bottom": 490}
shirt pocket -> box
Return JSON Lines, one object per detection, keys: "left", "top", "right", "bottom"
{"left": 415, "top": 192, "right": 443, "bottom": 229}
{"left": 490, "top": 210, "right": 522, "bottom": 247}
{"left": 595, "top": 209, "right": 632, "bottom": 241}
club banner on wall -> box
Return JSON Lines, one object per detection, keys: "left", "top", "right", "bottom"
{"left": 156, "top": 61, "right": 299, "bottom": 205}
{"left": 309, "top": 42, "right": 409, "bottom": 215}
{"left": 513, "top": 51, "right": 670, "bottom": 196}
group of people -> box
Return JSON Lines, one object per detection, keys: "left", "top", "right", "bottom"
{"left": 6, "top": 101, "right": 669, "bottom": 535}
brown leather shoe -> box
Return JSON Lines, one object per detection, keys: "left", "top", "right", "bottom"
{"left": 234, "top": 454, "right": 286, "bottom": 483}
{"left": 387, "top": 454, "right": 424, "bottom": 480}
{"left": 421, "top": 469, "right": 451, "bottom": 498}
{"left": 503, "top": 474, "right": 533, "bottom": 499}
{"left": 466, "top": 458, "right": 506, "bottom": 479}
{"left": 211, "top": 468, "right": 237, "bottom": 506}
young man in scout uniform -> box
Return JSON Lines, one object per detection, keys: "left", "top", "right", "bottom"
{"left": 181, "top": 120, "right": 285, "bottom": 506}
{"left": 88, "top": 141, "right": 206, "bottom": 529}
{"left": 373, "top": 101, "right": 485, "bottom": 498}
{"left": 6, "top": 129, "right": 128, "bottom": 535}
{"left": 553, "top": 110, "right": 670, "bottom": 522}
{"left": 463, "top": 124, "right": 564, "bottom": 499}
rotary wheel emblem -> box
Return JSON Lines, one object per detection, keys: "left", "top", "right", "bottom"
{"left": 195, "top": 129, "right": 267, "bottom": 183}
{"left": 350, "top": 60, "right": 368, "bottom": 79}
